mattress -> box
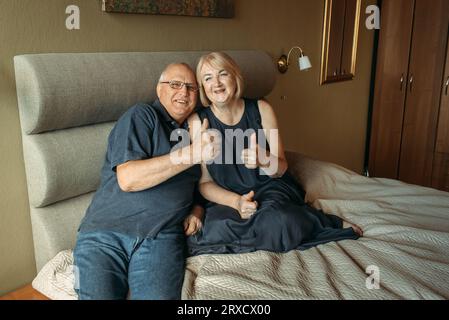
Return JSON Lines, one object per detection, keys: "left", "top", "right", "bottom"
{"left": 32, "top": 156, "right": 449, "bottom": 299}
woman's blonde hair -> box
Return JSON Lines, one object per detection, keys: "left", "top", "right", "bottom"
{"left": 196, "top": 52, "right": 244, "bottom": 107}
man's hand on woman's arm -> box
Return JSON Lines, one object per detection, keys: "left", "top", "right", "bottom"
{"left": 183, "top": 205, "right": 204, "bottom": 236}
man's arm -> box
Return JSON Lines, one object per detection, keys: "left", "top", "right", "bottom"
{"left": 117, "top": 114, "right": 217, "bottom": 193}
{"left": 116, "top": 146, "right": 194, "bottom": 192}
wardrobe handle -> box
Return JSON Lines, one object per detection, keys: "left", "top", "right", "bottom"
{"left": 409, "top": 74, "right": 414, "bottom": 92}
{"left": 400, "top": 74, "right": 404, "bottom": 91}
{"left": 445, "top": 76, "right": 449, "bottom": 96}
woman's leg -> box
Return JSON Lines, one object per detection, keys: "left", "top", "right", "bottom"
{"left": 254, "top": 202, "right": 360, "bottom": 252}
{"left": 342, "top": 219, "right": 364, "bottom": 236}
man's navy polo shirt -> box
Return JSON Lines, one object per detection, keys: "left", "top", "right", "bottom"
{"left": 78, "top": 99, "right": 201, "bottom": 239}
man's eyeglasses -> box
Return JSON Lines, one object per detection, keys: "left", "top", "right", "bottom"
{"left": 159, "top": 80, "right": 199, "bottom": 92}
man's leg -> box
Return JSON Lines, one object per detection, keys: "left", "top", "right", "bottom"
{"left": 73, "top": 231, "right": 130, "bottom": 300}
{"left": 128, "top": 226, "right": 186, "bottom": 300}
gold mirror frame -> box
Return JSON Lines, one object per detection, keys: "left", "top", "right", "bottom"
{"left": 320, "top": 0, "right": 361, "bottom": 85}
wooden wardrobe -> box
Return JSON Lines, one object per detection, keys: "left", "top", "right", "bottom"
{"left": 368, "top": 0, "right": 449, "bottom": 191}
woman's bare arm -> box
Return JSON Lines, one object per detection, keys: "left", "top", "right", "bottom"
{"left": 257, "top": 99, "right": 288, "bottom": 177}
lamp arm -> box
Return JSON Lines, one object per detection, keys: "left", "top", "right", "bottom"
{"left": 286, "top": 46, "right": 304, "bottom": 66}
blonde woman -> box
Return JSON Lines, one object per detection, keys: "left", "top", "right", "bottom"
{"left": 186, "top": 52, "right": 362, "bottom": 256}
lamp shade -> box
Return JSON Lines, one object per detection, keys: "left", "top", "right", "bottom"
{"left": 298, "top": 55, "right": 312, "bottom": 71}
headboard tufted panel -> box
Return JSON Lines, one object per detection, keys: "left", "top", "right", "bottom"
{"left": 15, "top": 51, "right": 276, "bottom": 134}
{"left": 14, "top": 50, "right": 277, "bottom": 271}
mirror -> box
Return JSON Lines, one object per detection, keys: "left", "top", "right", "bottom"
{"left": 320, "top": 0, "right": 361, "bottom": 85}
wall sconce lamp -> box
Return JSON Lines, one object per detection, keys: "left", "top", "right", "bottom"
{"left": 277, "top": 46, "right": 312, "bottom": 74}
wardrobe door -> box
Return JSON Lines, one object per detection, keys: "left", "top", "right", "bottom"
{"left": 398, "top": 0, "right": 449, "bottom": 186}
{"left": 368, "top": 0, "right": 414, "bottom": 178}
{"left": 432, "top": 39, "right": 449, "bottom": 191}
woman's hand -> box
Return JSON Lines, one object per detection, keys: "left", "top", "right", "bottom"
{"left": 236, "top": 190, "right": 258, "bottom": 219}
{"left": 183, "top": 205, "right": 204, "bottom": 236}
{"left": 241, "top": 133, "right": 270, "bottom": 169}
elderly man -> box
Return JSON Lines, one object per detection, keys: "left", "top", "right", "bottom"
{"left": 74, "top": 63, "right": 211, "bottom": 300}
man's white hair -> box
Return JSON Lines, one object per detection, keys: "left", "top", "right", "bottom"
{"left": 159, "top": 63, "right": 193, "bottom": 82}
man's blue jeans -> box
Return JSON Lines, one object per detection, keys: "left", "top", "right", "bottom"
{"left": 73, "top": 226, "right": 186, "bottom": 300}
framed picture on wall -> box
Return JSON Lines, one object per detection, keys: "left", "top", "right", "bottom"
{"left": 102, "top": 0, "right": 235, "bottom": 18}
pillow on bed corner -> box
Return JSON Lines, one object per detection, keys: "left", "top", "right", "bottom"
{"left": 286, "top": 152, "right": 359, "bottom": 202}
{"left": 32, "top": 250, "right": 78, "bottom": 300}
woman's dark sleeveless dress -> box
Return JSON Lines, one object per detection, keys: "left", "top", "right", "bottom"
{"left": 187, "top": 99, "right": 359, "bottom": 256}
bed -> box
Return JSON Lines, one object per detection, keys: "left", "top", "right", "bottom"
{"left": 14, "top": 51, "right": 449, "bottom": 300}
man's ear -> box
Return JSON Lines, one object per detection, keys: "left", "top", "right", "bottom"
{"left": 156, "top": 83, "right": 161, "bottom": 99}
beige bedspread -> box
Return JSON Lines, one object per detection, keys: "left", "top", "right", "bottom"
{"left": 32, "top": 156, "right": 449, "bottom": 299}
{"left": 182, "top": 156, "right": 449, "bottom": 299}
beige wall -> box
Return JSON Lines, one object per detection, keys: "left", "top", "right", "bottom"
{"left": 0, "top": 0, "right": 375, "bottom": 295}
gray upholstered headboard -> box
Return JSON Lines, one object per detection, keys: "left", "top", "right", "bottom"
{"left": 14, "top": 50, "right": 277, "bottom": 271}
